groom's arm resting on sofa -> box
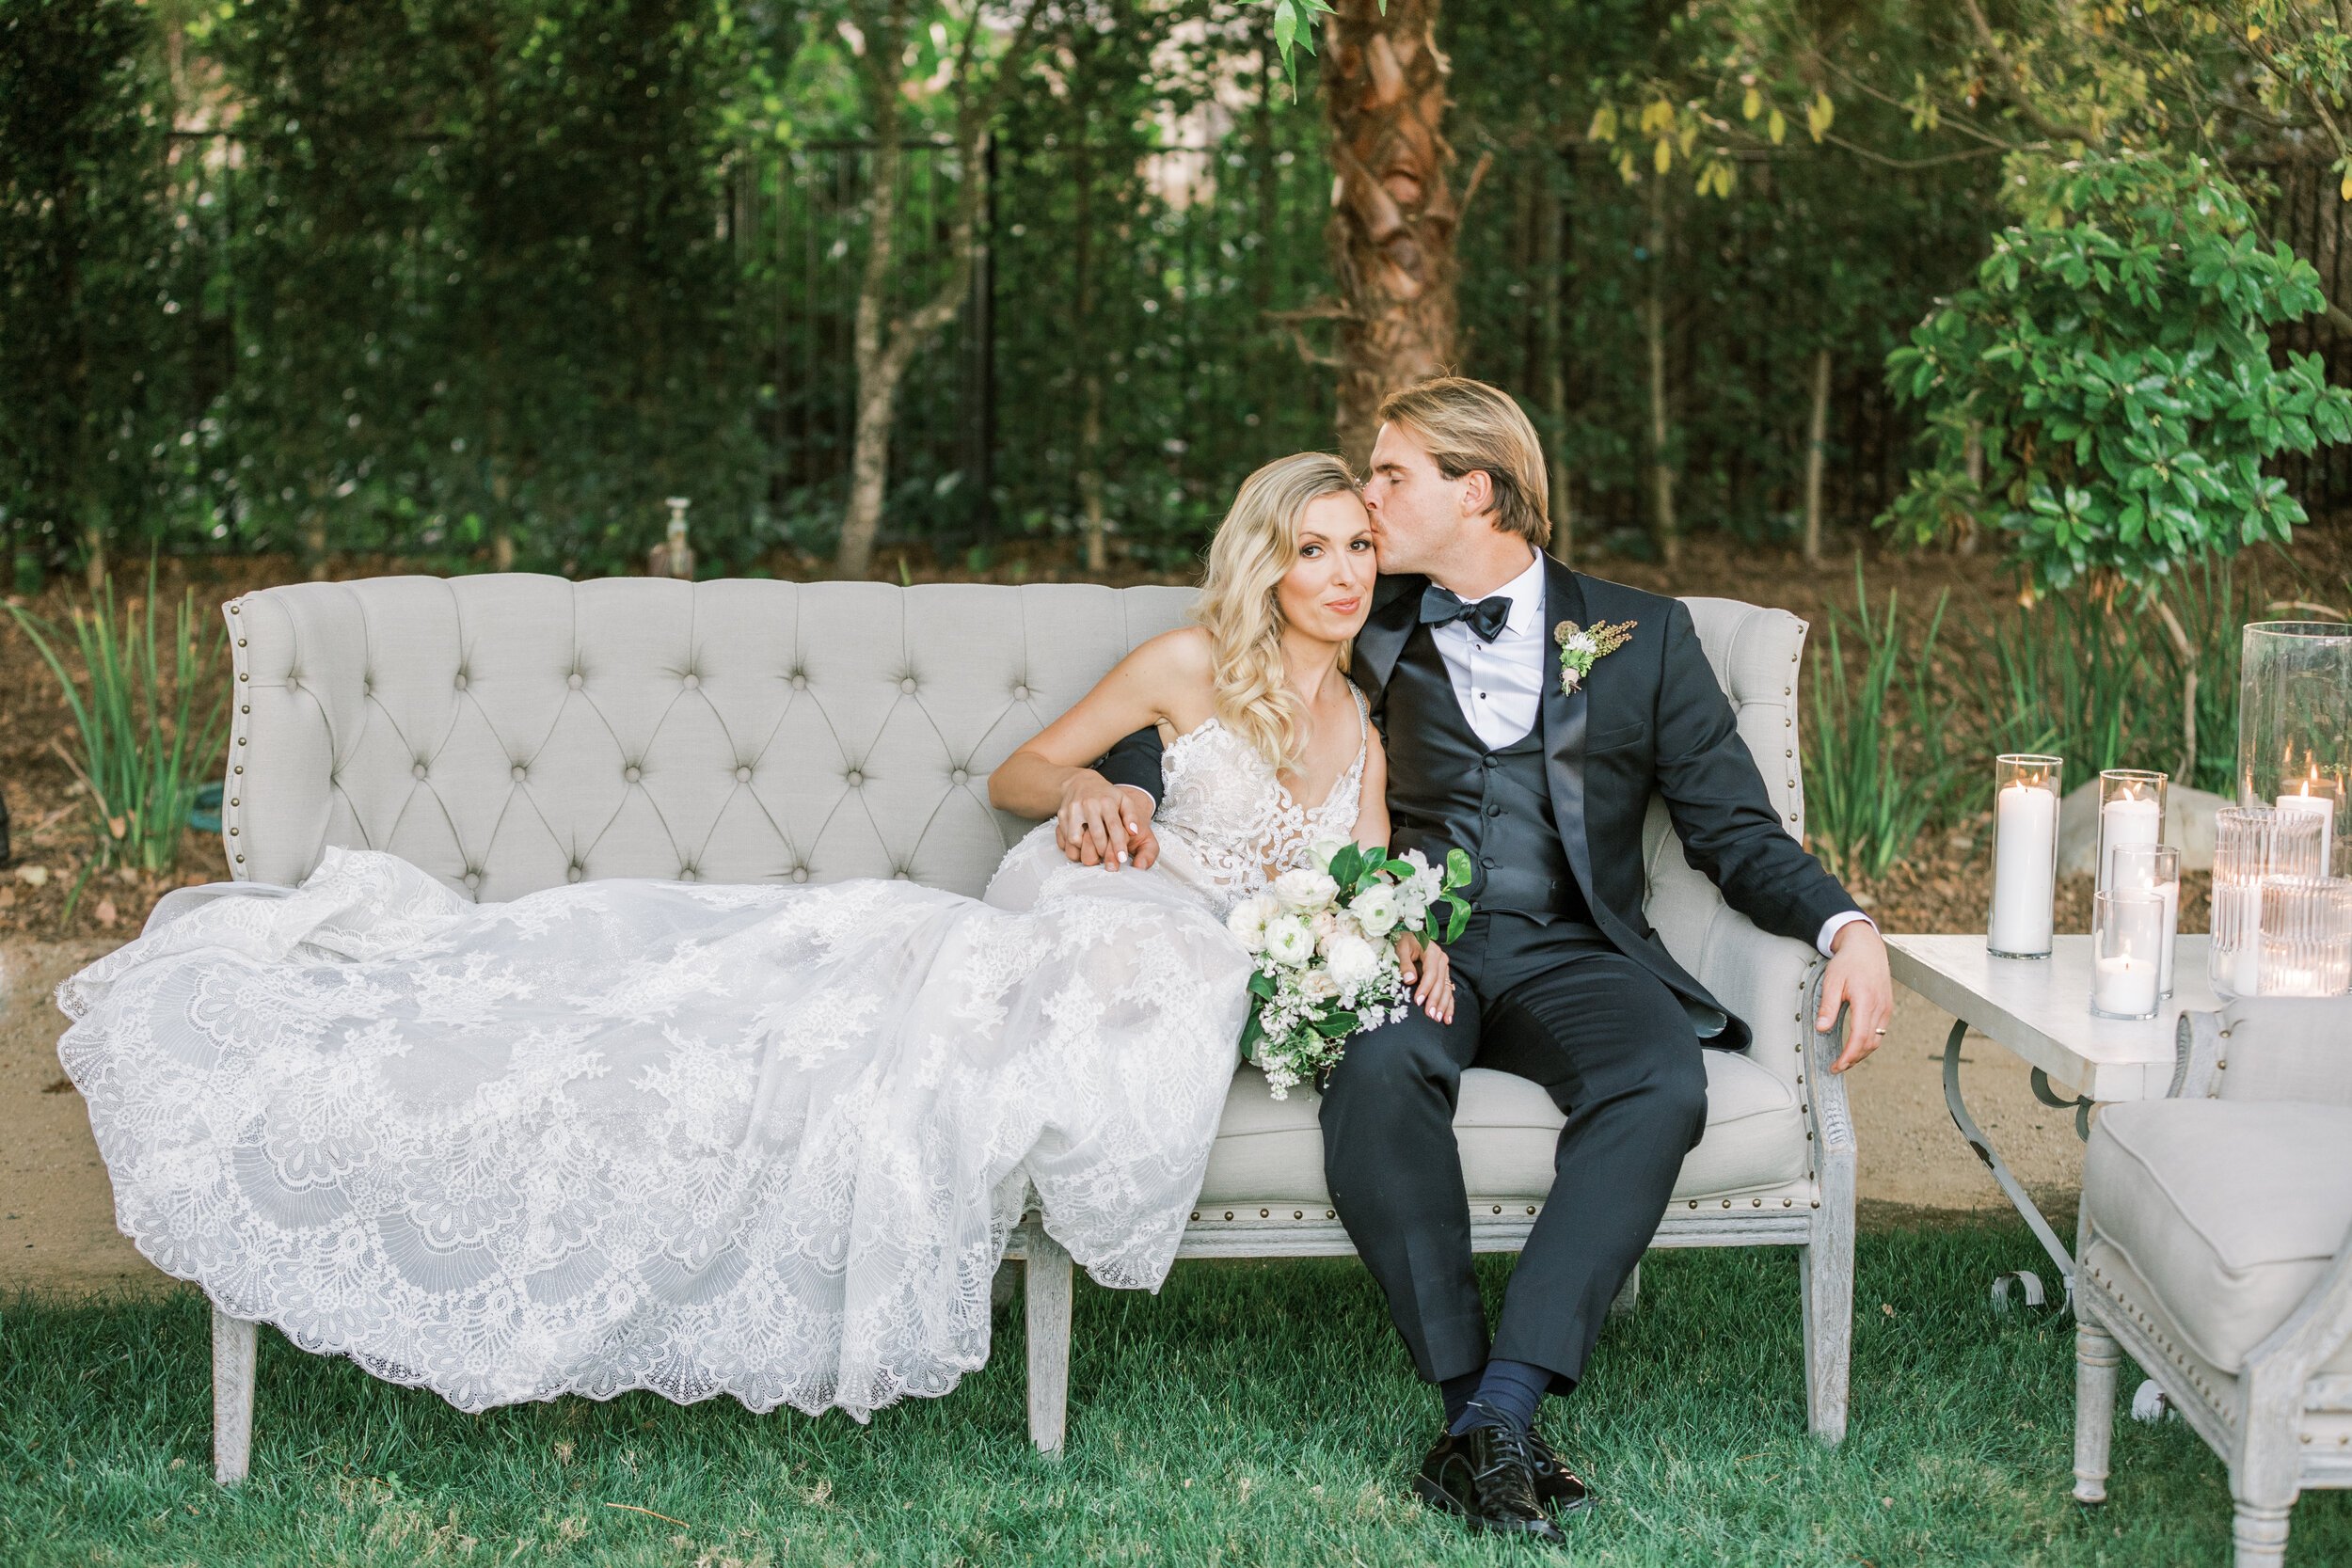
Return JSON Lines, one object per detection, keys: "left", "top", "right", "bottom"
{"left": 1650, "top": 599, "right": 1893, "bottom": 1066}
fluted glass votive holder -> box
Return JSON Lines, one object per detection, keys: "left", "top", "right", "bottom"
{"left": 2095, "top": 769, "right": 2168, "bottom": 897}
{"left": 2255, "top": 875, "right": 2352, "bottom": 996}
{"left": 1988, "top": 753, "right": 2063, "bottom": 958}
{"left": 2090, "top": 890, "right": 2165, "bottom": 1021}
{"left": 2211, "top": 806, "right": 2327, "bottom": 998}
{"left": 2109, "top": 842, "right": 2181, "bottom": 998}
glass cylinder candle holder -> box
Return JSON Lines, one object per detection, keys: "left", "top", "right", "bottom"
{"left": 2239, "top": 622, "right": 2352, "bottom": 879}
{"left": 1987, "top": 753, "right": 2062, "bottom": 958}
{"left": 2090, "top": 890, "right": 2165, "bottom": 1021}
{"left": 2210, "top": 806, "right": 2327, "bottom": 998}
{"left": 2109, "top": 842, "right": 2181, "bottom": 997}
{"left": 2255, "top": 875, "right": 2352, "bottom": 996}
{"left": 2095, "top": 769, "right": 2168, "bottom": 897}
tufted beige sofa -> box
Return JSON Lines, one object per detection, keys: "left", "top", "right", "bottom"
{"left": 206, "top": 573, "right": 1856, "bottom": 1482}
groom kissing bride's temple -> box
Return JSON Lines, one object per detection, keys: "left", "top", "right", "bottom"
{"left": 1089, "top": 377, "right": 1895, "bottom": 1544}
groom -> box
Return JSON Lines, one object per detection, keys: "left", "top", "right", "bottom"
{"left": 1057, "top": 377, "right": 1893, "bottom": 1544}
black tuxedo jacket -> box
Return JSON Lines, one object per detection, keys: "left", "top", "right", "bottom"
{"left": 1096, "top": 555, "right": 1862, "bottom": 1052}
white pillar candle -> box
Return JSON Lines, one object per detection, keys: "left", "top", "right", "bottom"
{"left": 2230, "top": 882, "right": 2265, "bottom": 993}
{"left": 2098, "top": 794, "right": 2162, "bottom": 891}
{"left": 2093, "top": 953, "right": 2160, "bottom": 1017}
{"left": 2275, "top": 786, "right": 2335, "bottom": 875}
{"left": 1988, "top": 780, "right": 2058, "bottom": 955}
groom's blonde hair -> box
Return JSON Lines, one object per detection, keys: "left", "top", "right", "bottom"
{"left": 1195, "top": 451, "right": 1361, "bottom": 773}
{"left": 1376, "top": 376, "right": 1551, "bottom": 550}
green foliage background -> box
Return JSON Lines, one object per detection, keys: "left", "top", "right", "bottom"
{"left": 2, "top": 0, "right": 2343, "bottom": 580}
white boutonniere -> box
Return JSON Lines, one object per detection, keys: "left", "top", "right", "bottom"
{"left": 1553, "top": 617, "right": 1637, "bottom": 695}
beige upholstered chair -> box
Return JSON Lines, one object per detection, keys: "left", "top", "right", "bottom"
{"left": 209, "top": 574, "right": 1856, "bottom": 1482}
{"left": 2073, "top": 995, "right": 2352, "bottom": 1566}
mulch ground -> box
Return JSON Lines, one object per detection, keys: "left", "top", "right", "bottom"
{"left": 1, "top": 524, "right": 2332, "bottom": 940}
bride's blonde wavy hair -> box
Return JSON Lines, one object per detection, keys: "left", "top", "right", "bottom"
{"left": 1193, "top": 451, "right": 1363, "bottom": 774}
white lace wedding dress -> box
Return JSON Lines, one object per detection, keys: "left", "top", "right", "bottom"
{"left": 56, "top": 687, "right": 1368, "bottom": 1423}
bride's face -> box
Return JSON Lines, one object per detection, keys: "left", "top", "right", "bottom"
{"left": 1275, "top": 492, "right": 1376, "bottom": 644}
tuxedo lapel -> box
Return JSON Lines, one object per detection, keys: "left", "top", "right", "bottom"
{"left": 1350, "top": 573, "right": 1423, "bottom": 706}
{"left": 1539, "top": 557, "right": 1597, "bottom": 911}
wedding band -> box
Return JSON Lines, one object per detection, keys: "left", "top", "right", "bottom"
{"left": 1872, "top": 1028, "right": 1887, "bottom": 1035}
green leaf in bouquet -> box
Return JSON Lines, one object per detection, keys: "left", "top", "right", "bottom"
{"left": 1329, "top": 843, "right": 1366, "bottom": 887}
{"left": 1442, "top": 847, "right": 1474, "bottom": 891}
{"left": 1359, "top": 846, "right": 1389, "bottom": 876}
{"left": 1441, "top": 894, "right": 1470, "bottom": 943}
{"left": 1313, "top": 1010, "right": 1358, "bottom": 1038}
{"left": 1248, "top": 970, "right": 1278, "bottom": 999}
{"left": 1239, "top": 1010, "right": 1264, "bottom": 1058}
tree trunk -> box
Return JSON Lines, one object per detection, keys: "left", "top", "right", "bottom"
{"left": 1322, "top": 0, "right": 1459, "bottom": 467}
{"left": 1073, "top": 96, "right": 1105, "bottom": 574}
{"left": 1643, "top": 175, "right": 1677, "bottom": 567}
{"left": 836, "top": 120, "right": 908, "bottom": 581}
{"left": 1803, "top": 345, "right": 1830, "bottom": 563}
{"left": 1958, "top": 420, "right": 1984, "bottom": 554}
{"left": 1537, "top": 155, "right": 1571, "bottom": 562}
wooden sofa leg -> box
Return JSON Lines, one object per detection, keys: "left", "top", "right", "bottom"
{"left": 1023, "top": 1215, "right": 1073, "bottom": 1457}
{"left": 2231, "top": 1500, "right": 2292, "bottom": 1568}
{"left": 213, "top": 1307, "right": 256, "bottom": 1486}
{"left": 1606, "top": 1262, "right": 1641, "bottom": 1320}
{"left": 1800, "top": 1228, "right": 1852, "bottom": 1447}
{"left": 2072, "top": 1313, "right": 2119, "bottom": 1504}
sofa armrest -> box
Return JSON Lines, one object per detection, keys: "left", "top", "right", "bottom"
{"left": 2202, "top": 996, "right": 2352, "bottom": 1107}
{"left": 1802, "top": 959, "right": 1858, "bottom": 1199}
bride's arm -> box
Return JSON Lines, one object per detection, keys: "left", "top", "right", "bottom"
{"left": 989, "top": 629, "right": 1213, "bottom": 867}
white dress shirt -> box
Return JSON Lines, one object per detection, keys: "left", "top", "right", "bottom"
{"left": 1426, "top": 548, "right": 1872, "bottom": 960}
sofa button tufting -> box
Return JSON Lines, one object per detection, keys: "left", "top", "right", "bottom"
{"left": 1013, "top": 685, "right": 1030, "bottom": 700}
{"left": 950, "top": 768, "right": 968, "bottom": 784}
{"left": 625, "top": 766, "right": 642, "bottom": 783}
{"left": 791, "top": 868, "right": 809, "bottom": 883}
{"left": 567, "top": 673, "right": 583, "bottom": 689}
{"left": 900, "top": 677, "right": 916, "bottom": 694}
{"left": 791, "top": 673, "right": 807, "bottom": 689}
{"left": 453, "top": 674, "right": 468, "bottom": 690}
{"left": 894, "top": 870, "right": 910, "bottom": 881}
{"left": 679, "top": 868, "right": 697, "bottom": 882}
{"left": 412, "top": 763, "right": 427, "bottom": 780}
{"left": 736, "top": 766, "right": 752, "bottom": 782}
{"left": 847, "top": 770, "right": 864, "bottom": 786}
{"left": 464, "top": 873, "right": 480, "bottom": 890}
{"left": 682, "top": 673, "right": 699, "bottom": 690}
{"left": 512, "top": 766, "right": 527, "bottom": 782}
{"left": 567, "top": 865, "right": 582, "bottom": 883}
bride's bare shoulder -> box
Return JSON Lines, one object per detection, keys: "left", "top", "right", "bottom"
{"left": 1117, "top": 627, "right": 1217, "bottom": 728}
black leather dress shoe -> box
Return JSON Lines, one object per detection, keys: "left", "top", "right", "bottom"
{"left": 1523, "top": 1426, "right": 1594, "bottom": 1514}
{"left": 1413, "top": 1417, "right": 1566, "bottom": 1544}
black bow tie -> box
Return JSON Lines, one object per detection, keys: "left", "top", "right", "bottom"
{"left": 1419, "top": 583, "right": 1513, "bottom": 642}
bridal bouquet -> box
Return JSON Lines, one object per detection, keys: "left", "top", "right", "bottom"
{"left": 1226, "top": 841, "right": 1474, "bottom": 1099}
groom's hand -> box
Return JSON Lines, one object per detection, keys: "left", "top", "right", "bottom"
{"left": 1055, "top": 771, "right": 1160, "bottom": 871}
{"left": 1818, "top": 920, "right": 1894, "bottom": 1073}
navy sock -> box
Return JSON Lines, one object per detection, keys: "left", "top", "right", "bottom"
{"left": 1448, "top": 1357, "right": 1551, "bottom": 1436}
{"left": 1439, "top": 1368, "right": 1484, "bottom": 1430}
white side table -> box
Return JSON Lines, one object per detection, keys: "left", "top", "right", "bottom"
{"left": 1884, "top": 934, "right": 2217, "bottom": 1313}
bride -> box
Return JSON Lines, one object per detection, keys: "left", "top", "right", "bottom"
{"left": 54, "top": 451, "right": 1455, "bottom": 1425}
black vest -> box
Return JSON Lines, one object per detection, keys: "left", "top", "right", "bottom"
{"left": 1382, "top": 624, "right": 1593, "bottom": 926}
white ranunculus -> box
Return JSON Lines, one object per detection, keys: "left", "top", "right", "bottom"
{"left": 1325, "top": 932, "right": 1382, "bottom": 991}
{"left": 1298, "top": 967, "right": 1341, "bottom": 1002}
{"left": 1307, "top": 836, "right": 1353, "bottom": 872}
{"left": 1272, "top": 867, "right": 1339, "bottom": 911}
{"left": 1263, "top": 914, "right": 1315, "bottom": 968}
{"left": 1349, "top": 883, "right": 1401, "bottom": 937}
{"left": 1225, "top": 893, "right": 1278, "bottom": 953}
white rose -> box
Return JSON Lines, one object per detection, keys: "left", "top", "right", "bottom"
{"left": 1307, "top": 836, "right": 1352, "bottom": 872}
{"left": 1298, "top": 967, "right": 1341, "bottom": 1002}
{"left": 1272, "top": 867, "right": 1339, "bottom": 911}
{"left": 1325, "top": 932, "right": 1381, "bottom": 991}
{"left": 1224, "top": 893, "right": 1278, "bottom": 953}
{"left": 1349, "top": 884, "right": 1400, "bottom": 938}
{"left": 1263, "top": 914, "right": 1315, "bottom": 968}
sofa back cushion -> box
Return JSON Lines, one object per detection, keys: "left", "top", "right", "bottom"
{"left": 221, "top": 576, "right": 1812, "bottom": 937}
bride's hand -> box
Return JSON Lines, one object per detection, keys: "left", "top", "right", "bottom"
{"left": 1055, "top": 772, "right": 1161, "bottom": 872}
{"left": 1394, "top": 932, "right": 1454, "bottom": 1024}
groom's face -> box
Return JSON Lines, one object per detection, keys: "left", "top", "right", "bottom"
{"left": 1361, "top": 420, "right": 1468, "bottom": 576}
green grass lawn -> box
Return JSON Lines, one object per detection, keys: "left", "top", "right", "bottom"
{"left": 5, "top": 1219, "right": 2344, "bottom": 1566}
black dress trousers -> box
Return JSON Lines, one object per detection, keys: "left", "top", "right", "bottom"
{"left": 1314, "top": 908, "right": 1708, "bottom": 1396}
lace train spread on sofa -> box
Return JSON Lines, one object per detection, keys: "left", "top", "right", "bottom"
{"left": 54, "top": 832, "right": 1257, "bottom": 1422}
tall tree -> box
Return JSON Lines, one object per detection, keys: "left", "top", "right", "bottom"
{"left": 832, "top": 0, "right": 1044, "bottom": 578}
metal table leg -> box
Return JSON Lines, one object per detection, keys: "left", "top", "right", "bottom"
{"left": 1941, "top": 1019, "right": 2075, "bottom": 1314}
